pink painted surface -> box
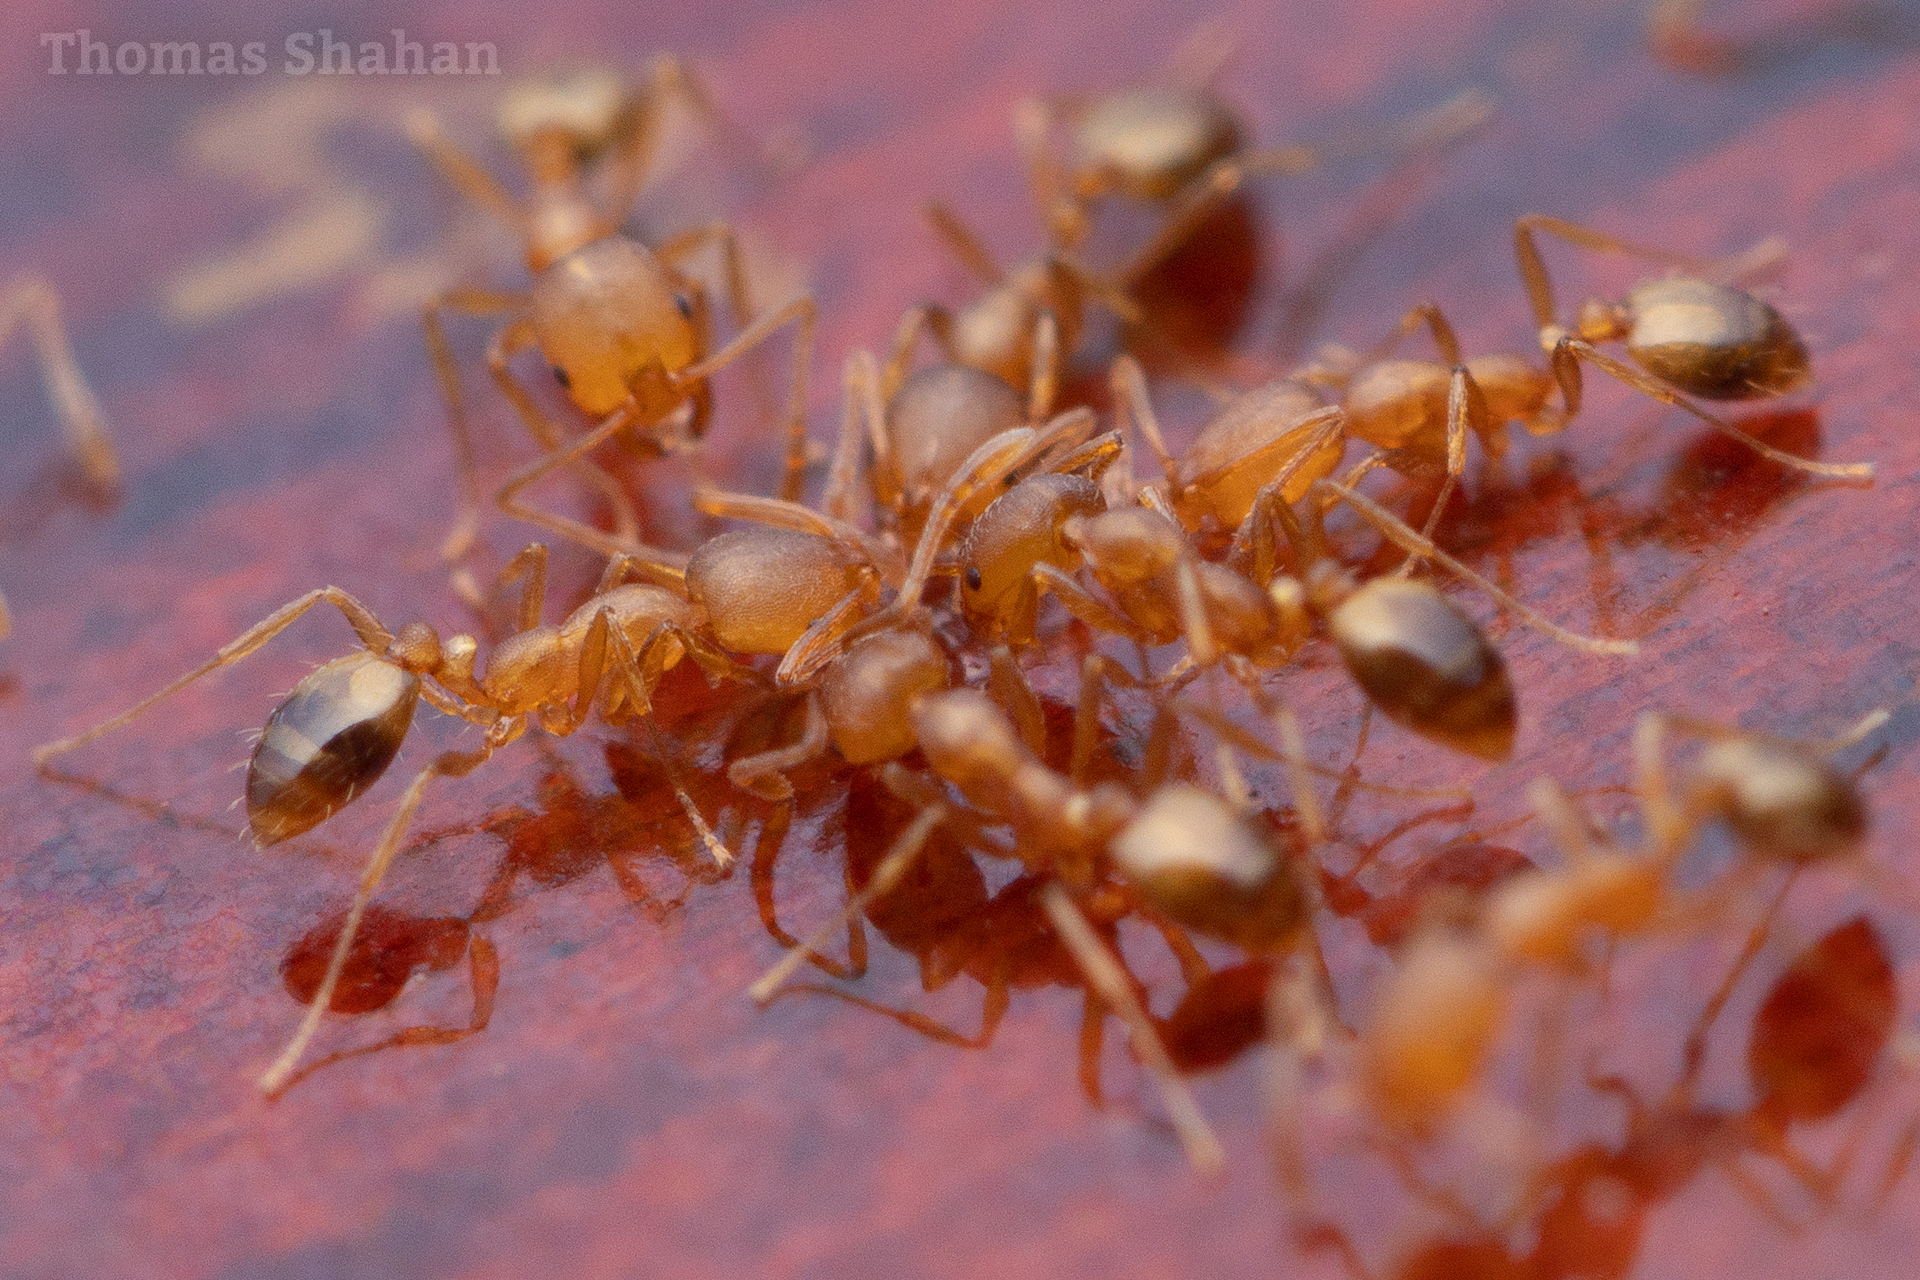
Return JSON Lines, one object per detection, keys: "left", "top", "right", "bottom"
{"left": 1, "top": 0, "right": 1917, "bottom": 1276}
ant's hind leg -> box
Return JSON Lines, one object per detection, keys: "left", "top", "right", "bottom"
{"left": 495, "top": 400, "right": 687, "bottom": 565}
{"left": 0, "top": 275, "right": 118, "bottom": 495}
{"left": 258, "top": 738, "right": 503, "bottom": 1096}
{"left": 267, "top": 934, "right": 501, "bottom": 1094}
{"left": 406, "top": 112, "right": 526, "bottom": 237}
{"left": 1313, "top": 478, "right": 1640, "bottom": 656}
{"left": 1514, "top": 213, "right": 1718, "bottom": 334}
{"left": 1551, "top": 337, "right": 1873, "bottom": 479}
{"left": 1040, "top": 884, "right": 1225, "bottom": 1175}
{"left": 422, "top": 287, "right": 525, "bottom": 566}
{"left": 33, "top": 587, "right": 397, "bottom": 765}
{"left": 676, "top": 294, "right": 818, "bottom": 504}
{"left": 923, "top": 201, "right": 1007, "bottom": 287}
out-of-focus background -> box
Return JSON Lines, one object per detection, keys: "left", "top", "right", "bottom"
{"left": 2, "top": 0, "right": 1919, "bottom": 1276}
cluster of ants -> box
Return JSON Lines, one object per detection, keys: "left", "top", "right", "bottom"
{"left": 12, "top": 34, "right": 1908, "bottom": 1276}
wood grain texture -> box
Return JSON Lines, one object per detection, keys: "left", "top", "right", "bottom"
{"left": 2, "top": 1, "right": 1917, "bottom": 1276}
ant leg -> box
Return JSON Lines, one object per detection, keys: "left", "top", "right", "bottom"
{"left": 1218, "top": 411, "right": 1350, "bottom": 572}
{"left": 485, "top": 317, "right": 646, "bottom": 544}
{"left": 1034, "top": 428, "right": 1124, "bottom": 487}
{"left": 1046, "top": 256, "right": 1144, "bottom": 327}
{"left": 615, "top": 54, "right": 802, "bottom": 213}
{"left": 1395, "top": 364, "right": 1490, "bottom": 578}
{"left": 727, "top": 691, "right": 829, "bottom": 802}
{"left": 492, "top": 542, "right": 549, "bottom": 632}
{"left": 880, "top": 304, "right": 960, "bottom": 400}
{"left": 421, "top": 287, "right": 525, "bottom": 567}
{"left": 0, "top": 588, "right": 10, "bottom": 641}
{"left": 258, "top": 736, "right": 504, "bottom": 1095}
{"left": 1039, "top": 884, "right": 1226, "bottom": 1174}
{"left": 1678, "top": 872, "right": 1797, "bottom": 1094}
{"left": 1031, "top": 563, "right": 1160, "bottom": 647}
{"left": 675, "top": 295, "right": 818, "bottom": 504}
{"left": 774, "top": 978, "right": 1008, "bottom": 1049}
{"left": 1632, "top": 712, "right": 1687, "bottom": 856}
{"left": 33, "top": 588, "right": 397, "bottom": 764}
{"left": 775, "top": 581, "right": 882, "bottom": 687}
{"left": 870, "top": 406, "right": 1099, "bottom": 622}
{"left": 0, "top": 275, "right": 118, "bottom": 495}
{"left": 693, "top": 487, "right": 902, "bottom": 586}
{"left": 268, "top": 935, "right": 501, "bottom": 1093}
{"left": 1027, "top": 308, "right": 1059, "bottom": 422}
{"left": 655, "top": 222, "right": 758, "bottom": 343}
{"left": 1080, "top": 986, "right": 1111, "bottom": 1106}
{"left": 1360, "top": 301, "right": 1464, "bottom": 366}
{"left": 1552, "top": 336, "right": 1874, "bottom": 479}
{"left": 824, "top": 351, "right": 878, "bottom": 522}
{"left": 1514, "top": 213, "right": 1723, "bottom": 334}
{"left": 587, "top": 619, "right": 734, "bottom": 869}
{"left": 1166, "top": 18, "right": 1238, "bottom": 87}
{"left": 1111, "top": 354, "right": 1180, "bottom": 487}
{"left": 1011, "top": 99, "right": 1082, "bottom": 248}
{"left": 405, "top": 112, "right": 526, "bottom": 236}
{"left": 495, "top": 400, "right": 689, "bottom": 565}
{"left": 986, "top": 646, "right": 1048, "bottom": 757}
{"left": 749, "top": 799, "right": 951, "bottom": 1004}
{"left": 1070, "top": 653, "right": 1139, "bottom": 787}
{"left": 1313, "top": 478, "right": 1641, "bottom": 655}
{"left": 923, "top": 201, "right": 1006, "bottom": 286}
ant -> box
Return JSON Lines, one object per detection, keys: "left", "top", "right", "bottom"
{"left": 1280, "top": 704, "right": 1888, "bottom": 1150}
{"left": 409, "top": 61, "right": 817, "bottom": 571}
{"left": 1011, "top": 30, "right": 1492, "bottom": 315}
{"left": 31, "top": 541, "right": 752, "bottom": 1095}
{"left": 1512, "top": 214, "right": 1873, "bottom": 480}
{"left": 1292, "top": 913, "right": 1904, "bottom": 1280}
{"left": 0, "top": 274, "right": 119, "bottom": 639}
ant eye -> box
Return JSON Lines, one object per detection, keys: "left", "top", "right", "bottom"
{"left": 675, "top": 294, "right": 694, "bottom": 319}
{"left": 551, "top": 364, "right": 571, "bottom": 389}
{"left": 965, "top": 567, "right": 983, "bottom": 590}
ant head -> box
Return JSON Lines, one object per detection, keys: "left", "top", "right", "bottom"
{"left": 530, "top": 237, "right": 701, "bottom": 418}
{"left": 959, "top": 473, "right": 1103, "bottom": 620}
